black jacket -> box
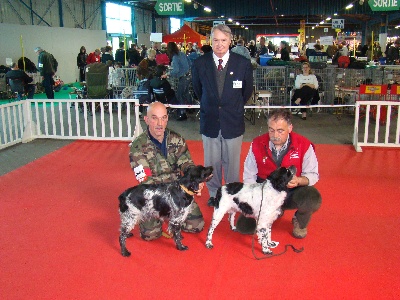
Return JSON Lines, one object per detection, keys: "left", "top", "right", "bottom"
{"left": 191, "top": 52, "right": 253, "bottom": 139}
{"left": 6, "top": 69, "right": 33, "bottom": 84}
{"left": 115, "top": 49, "right": 126, "bottom": 64}
{"left": 77, "top": 52, "right": 88, "bottom": 68}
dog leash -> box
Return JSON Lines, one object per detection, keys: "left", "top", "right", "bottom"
{"left": 251, "top": 181, "right": 304, "bottom": 260}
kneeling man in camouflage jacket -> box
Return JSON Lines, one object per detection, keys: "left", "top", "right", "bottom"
{"left": 129, "top": 101, "right": 204, "bottom": 240}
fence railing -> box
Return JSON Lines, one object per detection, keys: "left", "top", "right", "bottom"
{"left": 0, "top": 100, "right": 25, "bottom": 150}
{"left": 0, "top": 99, "right": 143, "bottom": 150}
{"left": 2, "top": 97, "right": 400, "bottom": 153}
{"left": 353, "top": 101, "right": 400, "bottom": 152}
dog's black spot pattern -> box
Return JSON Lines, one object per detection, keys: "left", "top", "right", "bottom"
{"left": 225, "top": 182, "right": 244, "bottom": 195}
{"left": 118, "top": 187, "right": 136, "bottom": 213}
{"left": 233, "top": 197, "right": 254, "bottom": 215}
{"left": 153, "top": 195, "right": 171, "bottom": 217}
{"left": 213, "top": 188, "right": 222, "bottom": 208}
{"left": 132, "top": 195, "right": 147, "bottom": 210}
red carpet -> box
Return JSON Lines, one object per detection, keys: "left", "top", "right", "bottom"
{"left": 0, "top": 141, "right": 399, "bottom": 299}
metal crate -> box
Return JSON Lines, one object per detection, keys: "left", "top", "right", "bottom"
{"left": 254, "top": 66, "right": 287, "bottom": 105}
{"left": 382, "top": 66, "right": 400, "bottom": 85}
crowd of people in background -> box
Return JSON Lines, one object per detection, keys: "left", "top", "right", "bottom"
{"left": 2, "top": 31, "right": 398, "bottom": 103}
{"left": 68, "top": 35, "right": 400, "bottom": 120}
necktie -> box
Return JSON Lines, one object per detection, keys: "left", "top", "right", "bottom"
{"left": 218, "top": 59, "right": 223, "bottom": 71}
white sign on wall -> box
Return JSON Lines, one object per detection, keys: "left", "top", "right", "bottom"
{"left": 332, "top": 19, "right": 344, "bottom": 29}
{"left": 150, "top": 33, "right": 163, "bottom": 42}
{"left": 320, "top": 36, "right": 333, "bottom": 46}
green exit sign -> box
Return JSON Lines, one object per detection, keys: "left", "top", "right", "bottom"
{"left": 368, "top": 0, "right": 400, "bottom": 11}
{"left": 155, "top": 0, "right": 184, "bottom": 15}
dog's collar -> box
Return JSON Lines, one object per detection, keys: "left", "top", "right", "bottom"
{"left": 180, "top": 184, "right": 196, "bottom": 196}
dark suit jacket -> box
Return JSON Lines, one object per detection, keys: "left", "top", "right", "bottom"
{"left": 191, "top": 52, "right": 253, "bottom": 139}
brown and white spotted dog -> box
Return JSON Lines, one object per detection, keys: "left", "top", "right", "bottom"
{"left": 205, "top": 166, "right": 296, "bottom": 254}
{"left": 118, "top": 165, "right": 213, "bottom": 257}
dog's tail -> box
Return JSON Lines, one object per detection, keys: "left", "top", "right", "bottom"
{"left": 209, "top": 187, "right": 222, "bottom": 208}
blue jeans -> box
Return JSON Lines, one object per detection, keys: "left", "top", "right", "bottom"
{"left": 176, "top": 76, "right": 191, "bottom": 115}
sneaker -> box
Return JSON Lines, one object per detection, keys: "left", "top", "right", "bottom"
{"left": 292, "top": 216, "right": 307, "bottom": 239}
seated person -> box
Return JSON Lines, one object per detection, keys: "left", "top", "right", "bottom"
{"left": 291, "top": 62, "right": 319, "bottom": 120}
{"left": 238, "top": 109, "right": 322, "bottom": 239}
{"left": 129, "top": 101, "right": 205, "bottom": 240}
{"left": 149, "top": 65, "right": 178, "bottom": 104}
{"left": 138, "top": 49, "right": 157, "bottom": 73}
{"left": 6, "top": 62, "right": 35, "bottom": 99}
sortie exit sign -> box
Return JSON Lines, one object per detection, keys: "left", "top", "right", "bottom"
{"left": 155, "top": 0, "right": 184, "bottom": 15}
{"left": 368, "top": 0, "right": 400, "bottom": 11}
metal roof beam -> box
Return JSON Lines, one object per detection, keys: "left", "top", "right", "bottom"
{"left": 16, "top": 0, "right": 52, "bottom": 26}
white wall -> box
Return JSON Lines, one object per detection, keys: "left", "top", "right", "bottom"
{"left": 0, "top": 23, "right": 106, "bottom": 84}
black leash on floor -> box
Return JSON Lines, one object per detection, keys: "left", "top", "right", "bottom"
{"left": 251, "top": 181, "right": 304, "bottom": 260}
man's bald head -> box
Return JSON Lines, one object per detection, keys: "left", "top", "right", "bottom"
{"left": 145, "top": 102, "right": 169, "bottom": 143}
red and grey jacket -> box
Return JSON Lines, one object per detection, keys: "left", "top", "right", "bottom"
{"left": 251, "top": 132, "right": 313, "bottom": 180}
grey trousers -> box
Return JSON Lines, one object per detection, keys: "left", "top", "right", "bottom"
{"left": 283, "top": 186, "right": 322, "bottom": 228}
{"left": 202, "top": 132, "right": 243, "bottom": 197}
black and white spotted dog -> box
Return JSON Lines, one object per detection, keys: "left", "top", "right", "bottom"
{"left": 205, "top": 166, "right": 296, "bottom": 254}
{"left": 118, "top": 165, "right": 213, "bottom": 257}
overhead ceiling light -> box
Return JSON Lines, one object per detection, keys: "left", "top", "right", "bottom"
{"left": 245, "top": 27, "right": 248, "bottom": 30}
{"left": 228, "top": 18, "right": 233, "bottom": 22}
{"left": 204, "top": 6, "right": 211, "bottom": 12}
{"left": 326, "top": 17, "right": 331, "bottom": 21}
{"left": 334, "top": 13, "right": 338, "bottom": 16}
{"left": 312, "top": 27, "right": 315, "bottom": 30}
{"left": 346, "top": 3, "right": 354, "bottom": 9}
{"left": 221, "top": 15, "right": 224, "bottom": 18}
{"left": 320, "top": 21, "right": 324, "bottom": 24}
{"left": 235, "top": 22, "right": 240, "bottom": 25}
{"left": 184, "top": 0, "right": 192, "bottom": 3}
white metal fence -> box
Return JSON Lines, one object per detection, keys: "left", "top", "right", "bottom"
{"left": 0, "top": 100, "right": 25, "bottom": 149}
{"left": 1, "top": 98, "right": 400, "bottom": 153}
{"left": 0, "top": 99, "right": 143, "bottom": 150}
{"left": 353, "top": 101, "right": 400, "bottom": 152}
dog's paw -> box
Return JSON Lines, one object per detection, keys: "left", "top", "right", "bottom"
{"left": 121, "top": 249, "right": 131, "bottom": 257}
{"left": 262, "top": 248, "right": 273, "bottom": 255}
{"left": 205, "top": 241, "right": 214, "bottom": 249}
{"left": 268, "top": 241, "right": 279, "bottom": 248}
{"left": 231, "top": 226, "right": 237, "bottom": 232}
{"left": 127, "top": 233, "right": 134, "bottom": 238}
{"left": 176, "top": 244, "right": 189, "bottom": 251}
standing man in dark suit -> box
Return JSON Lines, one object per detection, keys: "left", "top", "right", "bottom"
{"left": 191, "top": 24, "right": 254, "bottom": 204}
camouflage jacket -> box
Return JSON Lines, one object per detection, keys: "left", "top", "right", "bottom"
{"left": 129, "top": 128, "right": 194, "bottom": 184}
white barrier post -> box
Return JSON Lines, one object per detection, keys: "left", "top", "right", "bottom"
{"left": 133, "top": 100, "right": 143, "bottom": 138}
{"left": 22, "top": 100, "right": 38, "bottom": 143}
